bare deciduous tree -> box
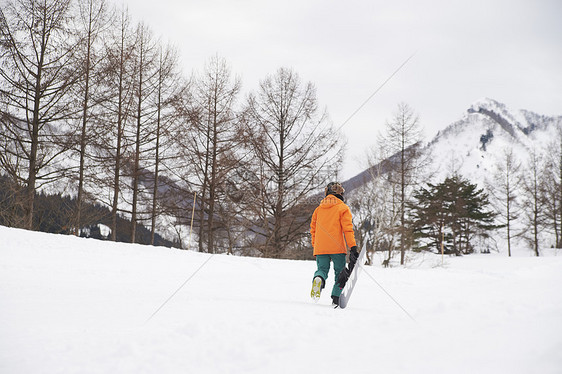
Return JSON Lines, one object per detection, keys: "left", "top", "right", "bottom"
{"left": 350, "top": 148, "right": 401, "bottom": 266}
{"left": 487, "top": 147, "right": 522, "bottom": 256}
{"left": 188, "top": 56, "right": 241, "bottom": 254}
{"left": 377, "top": 103, "right": 428, "bottom": 264}
{"left": 521, "top": 148, "right": 546, "bottom": 256}
{"left": 129, "top": 22, "right": 158, "bottom": 244}
{"left": 243, "top": 67, "right": 343, "bottom": 258}
{"left": 148, "top": 44, "right": 185, "bottom": 245}
{"left": 72, "top": 0, "right": 109, "bottom": 233}
{"left": 0, "top": 0, "right": 79, "bottom": 229}
{"left": 92, "top": 5, "right": 138, "bottom": 241}
{"left": 543, "top": 125, "right": 562, "bottom": 249}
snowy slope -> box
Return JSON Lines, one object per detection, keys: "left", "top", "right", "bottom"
{"left": 345, "top": 98, "right": 560, "bottom": 195}
{"left": 1, "top": 226, "right": 562, "bottom": 373}
{"left": 345, "top": 98, "right": 560, "bottom": 254}
{"left": 426, "top": 98, "right": 561, "bottom": 186}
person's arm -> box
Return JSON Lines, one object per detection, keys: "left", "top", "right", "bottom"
{"left": 341, "top": 206, "right": 356, "bottom": 248}
{"left": 310, "top": 208, "right": 318, "bottom": 247}
{"left": 337, "top": 206, "right": 359, "bottom": 288}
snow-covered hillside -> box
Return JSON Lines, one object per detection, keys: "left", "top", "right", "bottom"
{"left": 345, "top": 98, "right": 560, "bottom": 194}
{"left": 427, "top": 98, "right": 561, "bottom": 186}
{"left": 345, "top": 98, "right": 560, "bottom": 255}
{"left": 1, "top": 226, "right": 561, "bottom": 373}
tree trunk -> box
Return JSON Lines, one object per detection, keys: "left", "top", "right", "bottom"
{"left": 25, "top": 42, "right": 45, "bottom": 230}
{"left": 111, "top": 11, "right": 128, "bottom": 242}
{"left": 76, "top": 19, "right": 93, "bottom": 235}
{"left": 207, "top": 100, "right": 218, "bottom": 254}
{"left": 150, "top": 82, "right": 162, "bottom": 245}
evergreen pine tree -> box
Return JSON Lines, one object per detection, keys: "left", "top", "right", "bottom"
{"left": 410, "top": 175, "right": 499, "bottom": 255}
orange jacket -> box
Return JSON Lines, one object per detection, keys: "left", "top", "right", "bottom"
{"left": 310, "top": 195, "right": 357, "bottom": 256}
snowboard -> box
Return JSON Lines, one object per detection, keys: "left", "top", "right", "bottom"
{"left": 338, "top": 243, "right": 367, "bottom": 309}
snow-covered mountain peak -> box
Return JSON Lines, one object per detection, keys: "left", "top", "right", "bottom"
{"left": 346, "top": 98, "right": 560, "bottom": 194}
{"left": 469, "top": 97, "right": 508, "bottom": 113}
{"left": 466, "top": 98, "right": 559, "bottom": 140}
{"left": 467, "top": 98, "right": 528, "bottom": 141}
{"left": 420, "top": 98, "right": 560, "bottom": 186}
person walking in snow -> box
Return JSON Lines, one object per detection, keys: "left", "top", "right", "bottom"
{"left": 310, "top": 182, "right": 358, "bottom": 307}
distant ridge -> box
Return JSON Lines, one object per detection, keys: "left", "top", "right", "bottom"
{"left": 342, "top": 98, "right": 562, "bottom": 194}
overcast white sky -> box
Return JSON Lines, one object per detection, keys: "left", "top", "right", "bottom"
{"left": 122, "top": 0, "right": 562, "bottom": 179}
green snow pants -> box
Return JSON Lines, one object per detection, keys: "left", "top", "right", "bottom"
{"left": 314, "top": 253, "right": 346, "bottom": 297}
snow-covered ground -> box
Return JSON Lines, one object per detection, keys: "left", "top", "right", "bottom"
{"left": 1, "top": 225, "right": 561, "bottom": 374}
